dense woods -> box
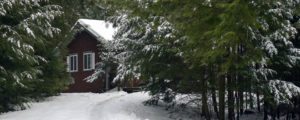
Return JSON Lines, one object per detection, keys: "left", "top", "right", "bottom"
{"left": 1, "top": 0, "right": 300, "bottom": 120}
{"left": 98, "top": 0, "right": 300, "bottom": 120}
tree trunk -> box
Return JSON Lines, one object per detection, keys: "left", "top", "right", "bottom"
{"left": 202, "top": 83, "right": 210, "bottom": 120}
{"left": 237, "top": 44, "right": 244, "bottom": 116}
{"left": 245, "top": 93, "right": 248, "bottom": 109}
{"left": 236, "top": 91, "right": 240, "bottom": 120}
{"left": 219, "top": 75, "right": 226, "bottom": 120}
{"left": 256, "top": 91, "right": 261, "bottom": 112}
{"left": 228, "top": 74, "right": 235, "bottom": 120}
{"left": 238, "top": 90, "right": 244, "bottom": 114}
{"left": 249, "top": 88, "right": 254, "bottom": 109}
{"left": 211, "top": 86, "right": 219, "bottom": 119}
{"left": 210, "top": 64, "right": 219, "bottom": 119}
{"left": 201, "top": 68, "right": 210, "bottom": 120}
{"left": 236, "top": 74, "right": 240, "bottom": 120}
{"left": 105, "top": 66, "right": 110, "bottom": 91}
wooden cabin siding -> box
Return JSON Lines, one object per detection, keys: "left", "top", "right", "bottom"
{"left": 66, "top": 31, "right": 104, "bottom": 93}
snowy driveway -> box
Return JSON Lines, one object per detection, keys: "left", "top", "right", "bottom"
{"left": 0, "top": 91, "right": 172, "bottom": 120}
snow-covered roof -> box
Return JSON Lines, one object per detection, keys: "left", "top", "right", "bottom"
{"left": 77, "top": 19, "right": 116, "bottom": 41}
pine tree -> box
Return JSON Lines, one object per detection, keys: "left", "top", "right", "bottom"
{"left": 109, "top": 13, "right": 186, "bottom": 96}
{"left": 0, "top": 0, "right": 65, "bottom": 112}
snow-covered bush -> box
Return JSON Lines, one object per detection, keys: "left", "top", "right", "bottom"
{"left": 144, "top": 88, "right": 176, "bottom": 108}
{"left": 163, "top": 88, "right": 176, "bottom": 103}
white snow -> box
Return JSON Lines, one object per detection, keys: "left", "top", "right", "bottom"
{"left": 78, "top": 19, "right": 116, "bottom": 41}
{"left": 91, "top": 92, "right": 173, "bottom": 120}
{"left": 0, "top": 89, "right": 275, "bottom": 120}
{"left": 0, "top": 91, "right": 177, "bottom": 120}
{"left": 0, "top": 91, "right": 125, "bottom": 120}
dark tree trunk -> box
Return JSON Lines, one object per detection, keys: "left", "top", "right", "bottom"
{"left": 238, "top": 76, "right": 244, "bottom": 115}
{"left": 236, "top": 44, "right": 244, "bottom": 116}
{"left": 239, "top": 90, "right": 244, "bottom": 114}
{"left": 249, "top": 88, "right": 254, "bottom": 109}
{"left": 201, "top": 81, "right": 210, "bottom": 120}
{"left": 263, "top": 100, "right": 268, "bottom": 120}
{"left": 236, "top": 91, "right": 240, "bottom": 120}
{"left": 210, "top": 65, "right": 219, "bottom": 119}
{"left": 201, "top": 68, "right": 210, "bottom": 120}
{"left": 236, "top": 74, "right": 240, "bottom": 120}
{"left": 246, "top": 93, "right": 249, "bottom": 110}
{"left": 256, "top": 91, "right": 261, "bottom": 112}
{"left": 228, "top": 74, "right": 235, "bottom": 120}
{"left": 219, "top": 75, "right": 226, "bottom": 120}
{"left": 211, "top": 86, "right": 219, "bottom": 119}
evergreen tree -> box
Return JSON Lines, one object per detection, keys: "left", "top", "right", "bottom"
{"left": 109, "top": 13, "right": 186, "bottom": 96}
{"left": 0, "top": 0, "right": 65, "bottom": 112}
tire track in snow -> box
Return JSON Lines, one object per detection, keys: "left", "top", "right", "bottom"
{"left": 89, "top": 92, "right": 172, "bottom": 120}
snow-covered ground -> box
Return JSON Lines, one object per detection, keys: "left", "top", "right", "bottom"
{"left": 0, "top": 89, "right": 269, "bottom": 120}
{"left": 0, "top": 91, "right": 125, "bottom": 120}
{"left": 90, "top": 91, "right": 173, "bottom": 120}
{"left": 0, "top": 90, "right": 182, "bottom": 120}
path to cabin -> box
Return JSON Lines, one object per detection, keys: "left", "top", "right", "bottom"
{"left": 0, "top": 89, "right": 173, "bottom": 120}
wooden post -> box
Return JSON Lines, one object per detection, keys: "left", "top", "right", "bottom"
{"left": 105, "top": 66, "right": 111, "bottom": 91}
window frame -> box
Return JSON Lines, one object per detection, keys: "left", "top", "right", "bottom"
{"left": 83, "top": 52, "right": 95, "bottom": 71}
{"left": 68, "top": 54, "right": 78, "bottom": 72}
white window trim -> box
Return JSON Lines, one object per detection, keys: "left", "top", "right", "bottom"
{"left": 83, "top": 52, "right": 95, "bottom": 71}
{"left": 66, "top": 56, "right": 70, "bottom": 72}
{"left": 68, "top": 54, "right": 78, "bottom": 72}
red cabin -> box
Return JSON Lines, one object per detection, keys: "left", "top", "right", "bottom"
{"left": 65, "top": 19, "right": 115, "bottom": 93}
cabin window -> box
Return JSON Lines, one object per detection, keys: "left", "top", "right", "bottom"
{"left": 67, "top": 54, "right": 78, "bottom": 72}
{"left": 83, "top": 52, "right": 95, "bottom": 71}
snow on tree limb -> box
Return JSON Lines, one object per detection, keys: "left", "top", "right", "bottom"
{"left": 268, "top": 80, "right": 300, "bottom": 104}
